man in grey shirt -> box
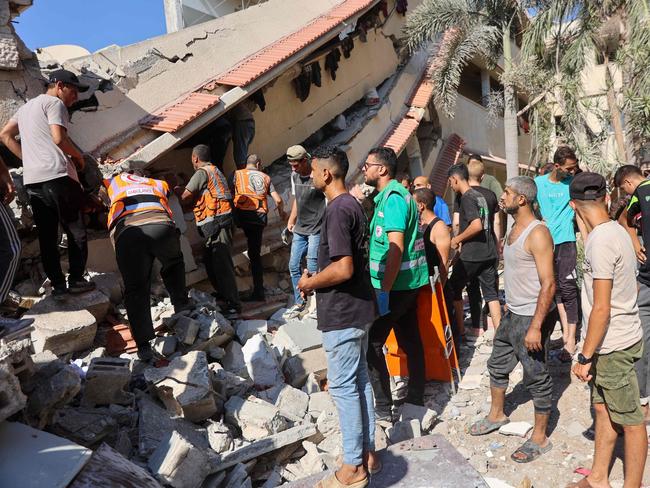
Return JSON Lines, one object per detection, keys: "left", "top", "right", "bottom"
{"left": 0, "top": 69, "right": 95, "bottom": 299}
{"left": 285, "top": 145, "right": 326, "bottom": 319}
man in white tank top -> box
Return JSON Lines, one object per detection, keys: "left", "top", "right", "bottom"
{"left": 469, "top": 176, "right": 558, "bottom": 464}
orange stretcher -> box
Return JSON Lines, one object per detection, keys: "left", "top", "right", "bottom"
{"left": 385, "top": 268, "right": 461, "bottom": 391}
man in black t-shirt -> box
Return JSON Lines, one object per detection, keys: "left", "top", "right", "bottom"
{"left": 298, "top": 146, "right": 379, "bottom": 487}
{"left": 448, "top": 164, "right": 501, "bottom": 338}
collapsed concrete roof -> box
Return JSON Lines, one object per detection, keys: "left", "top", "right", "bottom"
{"left": 58, "top": 0, "right": 379, "bottom": 167}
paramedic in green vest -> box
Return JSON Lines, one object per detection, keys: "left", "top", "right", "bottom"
{"left": 363, "top": 147, "right": 429, "bottom": 421}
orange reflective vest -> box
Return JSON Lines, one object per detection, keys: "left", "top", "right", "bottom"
{"left": 193, "top": 164, "right": 232, "bottom": 228}
{"left": 233, "top": 168, "right": 270, "bottom": 214}
{"left": 104, "top": 173, "right": 173, "bottom": 230}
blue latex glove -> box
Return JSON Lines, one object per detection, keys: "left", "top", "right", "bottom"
{"left": 375, "top": 289, "right": 390, "bottom": 317}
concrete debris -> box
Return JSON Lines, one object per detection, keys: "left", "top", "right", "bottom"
{"left": 261, "top": 469, "right": 283, "bottom": 488}
{"left": 152, "top": 335, "right": 178, "bottom": 356}
{"left": 89, "top": 272, "right": 124, "bottom": 304}
{"left": 222, "top": 340, "right": 249, "bottom": 378}
{"left": 210, "top": 363, "right": 254, "bottom": 399}
{"left": 301, "top": 372, "right": 321, "bottom": 394}
{"left": 283, "top": 347, "right": 328, "bottom": 388}
{"left": 26, "top": 362, "right": 81, "bottom": 425}
{"left": 82, "top": 357, "right": 133, "bottom": 406}
{"left": 28, "top": 309, "right": 97, "bottom": 356}
{"left": 0, "top": 362, "right": 26, "bottom": 422}
{"left": 28, "top": 289, "right": 111, "bottom": 323}
{"left": 458, "top": 373, "right": 483, "bottom": 390}
{"left": 272, "top": 318, "right": 321, "bottom": 355}
{"left": 274, "top": 384, "right": 309, "bottom": 421}
{"left": 207, "top": 420, "right": 234, "bottom": 454}
{"left": 241, "top": 333, "right": 284, "bottom": 389}
{"left": 308, "top": 391, "right": 336, "bottom": 419}
{"left": 235, "top": 319, "right": 268, "bottom": 343}
{"left": 316, "top": 407, "right": 339, "bottom": 437}
{"left": 144, "top": 351, "right": 218, "bottom": 422}
{"left": 224, "top": 395, "right": 289, "bottom": 442}
{"left": 498, "top": 421, "right": 533, "bottom": 438}
{"left": 50, "top": 407, "right": 117, "bottom": 446}
{"left": 172, "top": 315, "right": 200, "bottom": 345}
{"left": 207, "top": 345, "right": 225, "bottom": 360}
{"left": 222, "top": 463, "right": 251, "bottom": 488}
{"left": 386, "top": 419, "right": 422, "bottom": 444}
{"left": 68, "top": 443, "right": 161, "bottom": 488}
{"left": 399, "top": 402, "right": 438, "bottom": 432}
{"left": 299, "top": 440, "right": 327, "bottom": 475}
{"left": 148, "top": 430, "right": 211, "bottom": 488}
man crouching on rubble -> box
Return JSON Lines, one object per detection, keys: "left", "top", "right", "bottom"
{"left": 298, "top": 146, "right": 380, "bottom": 487}
{"left": 102, "top": 169, "right": 190, "bottom": 361}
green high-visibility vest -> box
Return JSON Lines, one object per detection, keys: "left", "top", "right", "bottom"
{"left": 368, "top": 179, "right": 428, "bottom": 291}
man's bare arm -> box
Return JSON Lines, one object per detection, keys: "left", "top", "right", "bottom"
{"left": 50, "top": 125, "right": 84, "bottom": 171}
{"left": 432, "top": 221, "right": 451, "bottom": 283}
{"left": 270, "top": 190, "right": 287, "bottom": 220}
{"left": 455, "top": 218, "right": 483, "bottom": 243}
{"left": 581, "top": 279, "right": 612, "bottom": 358}
{"left": 287, "top": 198, "right": 297, "bottom": 231}
{"left": 179, "top": 189, "right": 196, "bottom": 211}
{"left": 619, "top": 208, "right": 646, "bottom": 263}
{"left": 0, "top": 120, "right": 21, "bottom": 160}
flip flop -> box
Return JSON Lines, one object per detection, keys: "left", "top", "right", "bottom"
{"left": 316, "top": 473, "right": 369, "bottom": 488}
{"left": 511, "top": 439, "right": 552, "bottom": 463}
{"left": 469, "top": 417, "right": 510, "bottom": 436}
{"left": 565, "top": 478, "right": 594, "bottom": 488}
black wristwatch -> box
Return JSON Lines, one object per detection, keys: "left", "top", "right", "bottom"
{"left": 577, "top": 353, "right": 593, "bottom": 365}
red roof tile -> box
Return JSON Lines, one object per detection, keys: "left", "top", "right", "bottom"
{"left": 140, "top": 92, "right": 221, "bottom": 133}
{"left": 408, "top": 76, "right": 434, "bottom": 109}
{"left": 381, "top": 116, "right": 420, "bottom": 155}
{"left": 213, "top": 0, "right": 377, "bottom": 87}
{"left": 430, "top": 133, "right": 465, "bottom": 197}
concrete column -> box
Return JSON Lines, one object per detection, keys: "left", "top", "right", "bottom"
{"left": 164, "top": 0, "right": 184, "bottom": 33}
{"left": 406, "top": 136, "right": 424, "bottom": 178}
{"left": 480, "top": 70, "right": 490, "bottom": 107}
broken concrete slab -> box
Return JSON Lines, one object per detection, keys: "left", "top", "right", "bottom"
{"left": 283, "top": 347, "right": 328, "bottom": 388}
{"left": 207, "top": 420, "right": 233, "bottom": 454}
{"left": 224, "top": 395, "right": 289, "bottom": 442}
{"left": 144, "top": 351, "right": 218, "bottom": 422}
{"left": 26, "top": 363, "right": 81, "bottom": 424}
{"left": 241, "top": 333, "right": 284, "bottom": 389}
{"left": 272, "top": 317, "right": 321, "bottom": 355}
{"left": 28, "top": 309, "right": 97, "bottom": 356}
{"left": 275, "top": 384, "right": 309, "bottom": 420}
{"left": 68, "top": 443, "right": 161, "bottom": 488}
{"left": 235, "top": 319, "right": 268, "bottom": 343}
{"left": 308, "top": 391, "right": 336, "bottom": 419}
{"left": 148, "top": 430, "right": 211, "bottom": 488}
{"left": 299, "top": 440, "right": 327, "bottom": 475}
{"left": 386, "top": 419, "right": 421, "bottom": 444}
{"left": 28, "top": 289, "right": 110, "bottom": 323}
{"left": 399, "top": 403, "right": 438, "bottom": 432}
{"left": 316, "top": 408, "right": 339, "bottom": 437}
{"left": 137, "top": 394, "right": 209, "bottom": 457}
{"left": 90, "top": 272, "right": 123, "bottom": 304}
{"left": 194, "top": 312, "right": 234, "bottom": 345}
{"left": 222, "top": 463, "right": 250, "bottom": 488}
{"left": 499, "top": 421, "right": 533, "bottom": 438}
{"left": 0, "top": 362, "right": 26, "bottom": 422}
{"left": 82, "top": 357, "right": 133, "bottom": 406}
{"left": 51, "top": 407, "right": 118, "bottom": 447}
{"left": 152, "top": 335, "right": 178, "bottom": 356}
{"left": 222, "top": 340, "right": 249, "bottom": 378}
{"left": 210, "top": 363, "right": 254, "bottom": 399}
{"left": 213, "top": 423, "right": 317, "bottom": 473}
{"left": 173, "top": 315, "right": 200, "bottom": 345}
{"left": 0, "top": 421, "right": 92, "bottom": 488}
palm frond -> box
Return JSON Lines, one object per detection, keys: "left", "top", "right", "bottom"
{"left": 403, "top": 0, "right": 472, "bottom": 53}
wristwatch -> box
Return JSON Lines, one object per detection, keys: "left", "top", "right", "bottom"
{"left": 577, "top": 353, "right": 593, "bottom": 365}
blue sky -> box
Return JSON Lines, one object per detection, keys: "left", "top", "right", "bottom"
{"left": 15, "top": 0, "right": 167, "bottom": 53}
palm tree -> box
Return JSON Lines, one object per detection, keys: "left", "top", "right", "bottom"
{"left": 403, "top": 0, "right": 526, "bottom": 181}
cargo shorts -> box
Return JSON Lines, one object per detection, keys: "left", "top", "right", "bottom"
{"left": 590, "top": 340, "right": 645, "bottom": 426}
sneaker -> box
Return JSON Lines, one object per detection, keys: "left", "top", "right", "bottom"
{"left": 68, "top": 278, "right": 96, "bottom": 294}
{"left": 52, "top": 285, "right": 69, "bottom": 301}
{"left": 137, "top": 343, "right": 154, "bottom": 362}
{"left": 283, "top": 303, "right": 305, "bottom": 320}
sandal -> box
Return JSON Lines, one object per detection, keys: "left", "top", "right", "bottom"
{"left": 565, "top": 478, "right": 594, "bottom": 488}
{"left": 469, "top": 417, "right": 510, "bottom": 436}
{"left": 316, "top": 473, "right": 369, "bottom": 488}
{"left": 511, "top": 439, "right": 552, "bottom": 463}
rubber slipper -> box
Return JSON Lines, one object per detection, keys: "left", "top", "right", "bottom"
{"left": 511, "top": 439, "right": 552, "bottom": 463}
{"left": 316, "top": 473, "right": 369, "bottom": 488}
{"left": 469, "top": 417, "right": 510, "bottom": 436}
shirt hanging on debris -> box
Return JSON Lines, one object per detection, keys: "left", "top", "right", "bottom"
{"left": 310, "top": 61, "right": 322, "bottom": 87}
{"left": 293, "top": 66, "right": 312, "bottom": 102}
{"left": 325, "top": 48, "right": 341, "bottom": 81}
{"left": 341, "top": 37, "right": 354, "bottom": 58}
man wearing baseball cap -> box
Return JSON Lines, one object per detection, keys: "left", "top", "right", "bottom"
{"left": 0, "top": 69, "right": 95, "bottom": 300}
{"left": 284, "top": 144, "right": 326, "bottom": 319}
{"left": 568, "top": 172, "right": 647, "bottom": 488}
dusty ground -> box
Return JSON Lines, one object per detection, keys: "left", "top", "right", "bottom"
{"left": 416, "top": 326, "right": 650, "bottom": 488}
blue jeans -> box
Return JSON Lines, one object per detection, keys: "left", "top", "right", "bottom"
{"left": 289, "top": 232, "right": 320, "bottom": 305}
{"left": 322, "top": 326, "right": 375, "bottom": 466}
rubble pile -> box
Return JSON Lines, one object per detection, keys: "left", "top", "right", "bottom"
{"left": 0, "top": 273, "right": 439, "bottom": 487}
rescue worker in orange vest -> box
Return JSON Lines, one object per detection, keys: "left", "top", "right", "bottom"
{"left": 103, "top": 170, "right": 189, "bottom": 361}
{"left": 233, "top": 154, "right": 286, "bottom": 302}
{"left": 178, "top": 144, "right": 241, "bottom": 316}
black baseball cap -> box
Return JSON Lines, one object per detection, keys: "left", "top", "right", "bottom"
{"left": 48, "top": 69, "right": 89, "bottom": 92}
{"left": 569, "top": 172, "right": 607, "bottom": 200}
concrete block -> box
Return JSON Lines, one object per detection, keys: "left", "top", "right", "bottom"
{"left": 222, "top": 340, "right": 249, "bottom": 378}
{"left": 399, "top": 403, "right": 438, "bottom": 432}
{"left": 148, "top": 431, "right": 210, "bottom": 488}
{"left": 152, "top": 336, "right": 178, "bottom": 356}
{"left": 82, "top": 357, "right": 132, "bottom": 406}
{"left": 498, "top": 421, "right": 533, "bottom": 438}
{"left": 210, "top": 363, "right": 254, "bottom": 399}
{"left": 207, "top": 345, "right": 225, "bottom": 360}
{"left": 283, "top": 347, "right": 328, "bottom": 388}
{"left": 307, "top": 391, "right": 335, "bottom": 419}
{"left": 137, "top": 394, "right": 208, "bottom": 457}
{"left": 195, "top": 312, "right": 234, "bottom": 344}
{"left": 0, "top": 363, "right": 26, "bottom": 422}
{"left": 26, "top": 364, "right": 81, "bottom": 422}
{"left": 386, "top": 419, "right": 421, "bottom": 444}
{"left": 316, "top": 408, "right": 339, "bottom": 437}
{"left": 51, "top": 407, "right": 117, "bottom": 446}
{"left": 275, "top": 384, "right": 309, "bottom": 420}
{"left": 241, "top": 333, "right": 284, "bottom": 389}
{"left": 272, "top": 318, "right": 321, "bottom": 355}
{"left": 144, "top": 351, "right": 218, "bottom": 422}
{"left": 173, "top": 315, "right": 200, "bottom": 345}
{"left": 90, "top": 272, "right": 123, "bottom": 304}
{"left": 235, "top": 319, "right": 268, "bottom": 343}
{"left": 28, "top": 289, "right": 110, "bottom": 323}
{"left": 28, "top": 310, "right": 97, "bottom": 356}
{"left": 224, "top": 396, "right": 288, "bottom": 442}
{"left": 206, "top": 420, "right": 233, "bottom": 454}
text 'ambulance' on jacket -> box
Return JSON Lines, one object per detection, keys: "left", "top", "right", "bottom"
{"left": 104, "top": 173, "right": 173, "bottom": 229}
